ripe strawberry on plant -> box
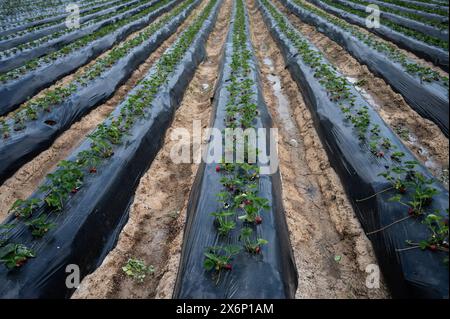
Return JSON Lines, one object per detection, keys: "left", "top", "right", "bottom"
{"left": 240, "top": 227, "right": 268, "bottom": 255}
{"left": 0, "top": 243, "right": 35, "bottom": 269}
{"left": 204, "top": 245, "right": 240, "bottom": 273}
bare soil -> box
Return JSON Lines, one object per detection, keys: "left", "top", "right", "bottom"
{"left": 273, "top": 0, "right": 449, "bottom": 187}
{"left": 72, "top": 0, "right": 233, "bottom": 298}
{"left": 0, "top": 1, "right": 208, "bottom": 222}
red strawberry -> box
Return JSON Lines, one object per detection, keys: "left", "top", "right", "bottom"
{"left": 224, "top": 264, "right": 232, "bottom": 271}
{"left": 89, "top": 167, "right": 97, "bottom": 174}
{"left": 255, "top": 216, "right": 262, "bottom": 224}
{"left": 71, "top": 188, "right": 78, "bottom": 194}
{"left": 255, "top": 246, "right": 261, "bottom": 254}
{"left": 407, "top": 208, "right": 415, "bottom": 216}
{"left": 15, "top": 258, "right": 27, "bottom": 267}
{"left": 215, "top": 165, "right": 221, "bottom": 172}
{"left": 244, "top": 199, "right": 252, "bottom": 206}
{"left": 376, "top": 151, "right": 384, "bottom": 158}
{"left": 398, "top": 186, "right": 406, "bottom": 194}
{"left": 428, "top": 244, "right": 437, "bottom": 252}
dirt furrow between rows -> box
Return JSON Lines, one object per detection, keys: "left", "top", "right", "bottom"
{"left": 0, "top": 0, "right": 209, "bottom": 222}
{"left": 72, "top": 0, "right": 232, "bottom": 299}
{"left": 273, "top": 0, "right": 449, "bottom": 187}
{"left": 246, "top": 0, "right": 390, "bottom": 298}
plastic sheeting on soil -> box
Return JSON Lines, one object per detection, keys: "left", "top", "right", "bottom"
{"left": 258, "top": 0, "right": 449, "bottom": 299}
{"left": 173, "top": 2, "right": 298, "bottom": 299}
{"left": 305, "top": 0, "right": 449, "bottom": 70}
{"left": 0, "top": 0, "right": 151, "bottom": 73}
{"left": 0, "top": 0, "right": 221, "bottom": 299}
{"left": 280, "top": 0, "right": 449, "bottom": 137}
{"left": 0, "top": 0, "right": 121, "bottom": 38}
{"left": 0, "top": 0, "right": 179, "bottom": 116}
{"left": 356, "top": 0, "right": 449, "bottom": 22}
{"left": 0, "top": 0, "right": 198, "bottom": 185}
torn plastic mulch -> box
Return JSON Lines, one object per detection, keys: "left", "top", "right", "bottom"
{"left": 173, "top": 0, "right": 298, "bottom": 299}
{"left": 258, "top": 0, "right": 449, "bottom": 298}
{"left": 0, "top": 0, "right": 152, "bottom": 73}
{"left": 0, "top": 0, "right": 179, "bottom": 116}
{"left": 0, "top": 0, "right": 222, "bottom": 298}
{"left": 0, "top": 0, "right": 199, "bottom": 185}
{"left": 304, "top": 0, "right": 449, "bottom": 71}
{"left": 0, "top": 0, "right": 131, "bottom": 52}
{"left": 280, "top": 0, "right": 449, "bottom": 137}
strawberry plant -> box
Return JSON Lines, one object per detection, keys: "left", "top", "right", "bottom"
{"left": 211, "top": 211, "right": 236, "bottom": 236}
{"left": 204, "top": 245, "right": 241, "bottom": 273}
{"left": 240, "top": 227, "right": 268, "bottom": 254}
{"left": 122, "top": 258, "right": 154, "bottom": 282}
{"left": 25, "top": 215, "right": 55, "bottom": 238}
{"left": 0, "top": 243, "right": 35, "bottom": 269}
{"left": 39, "top": 160, "right": 84, "bottom": 211}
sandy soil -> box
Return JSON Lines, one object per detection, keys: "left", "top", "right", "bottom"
{"left": 247, "top": 0, "right": 389, "bottom": 298}
{"left": 72, "top": 0, "right": 232, "bottom": 298}
{"left": 0, "top": 1, "right": 208, "bottom": 222}
{"left": 273, "top": 0, "right": 449, "bottom": 187}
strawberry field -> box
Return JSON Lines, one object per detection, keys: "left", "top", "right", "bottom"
{"left": 0, "top": 0, "right": 448, "bottom": 299}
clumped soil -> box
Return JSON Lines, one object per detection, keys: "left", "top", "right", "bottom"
{"left": 272, "top": 0, "right": 449, "bottom": 187}
{"left": 0, "top": 2, "right": 208, "bottom": 222}
{"left": 72, "top": 0, "right": 233, "bottom": 298}
{"left": 246, "top": 0, "right": 389, "bottom": 298}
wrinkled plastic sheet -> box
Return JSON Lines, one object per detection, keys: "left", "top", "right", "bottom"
{"left": 281, "top": 0, "right": 449, "bottom": 137}
{"left": 0, "top": 0, "right": 180, "bottom": 116}
{"left": 0, "top": 0, "right": 220, "bottom": 299}
{"left": 258, "top": 0, "right": 449, "bottom": 298}
{"left": 305, "top": 0, "right": 449, "bottom": 71}
{"left": 0, "top": 0, "right": 198, "bottom": 185}
{"left": 335, "top": 0, "right": 448, "bottom": 40}
{"left": 173, "top": 2, "right": 298, "bottom": 299}
{"left": 0, "top": 0, "right": 122, "bottom": 38}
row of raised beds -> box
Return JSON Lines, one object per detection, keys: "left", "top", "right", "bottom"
{"left": 0, "top": 0, "right": 197, "bottom": 184}
{"left": 0, "top": 0, "right": 161, "bottom": 73}
{"left": 357, "top": 0, "right": 448, "bottom": 21}
{"left": 0, "top": 0, "right": 222, "bottom": 298}
{"left": 349, "top": 0, "right": 448, "bottom": 30}
{"left": 257, "top": 0, "right": 448, "bottom": 298}
{"left": 0, "top": 0, "right": 178, "bottom": 116}
{"left": 278, "top": 0, "right": 449, "bottom": 137}
{"left": 303, "top": 0, "right": 448, "bottom": 70}
{"left": 341, "top": 0, "right": 448, "bottom": 40}
{"left": 174, "top": 0, "right": 297, "bottom": 298}
{"left": 0, "top": 0, "right": 128, "bottom": 44}
{"left": 373, "top": 0, "right": 449, "bottom": 15}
